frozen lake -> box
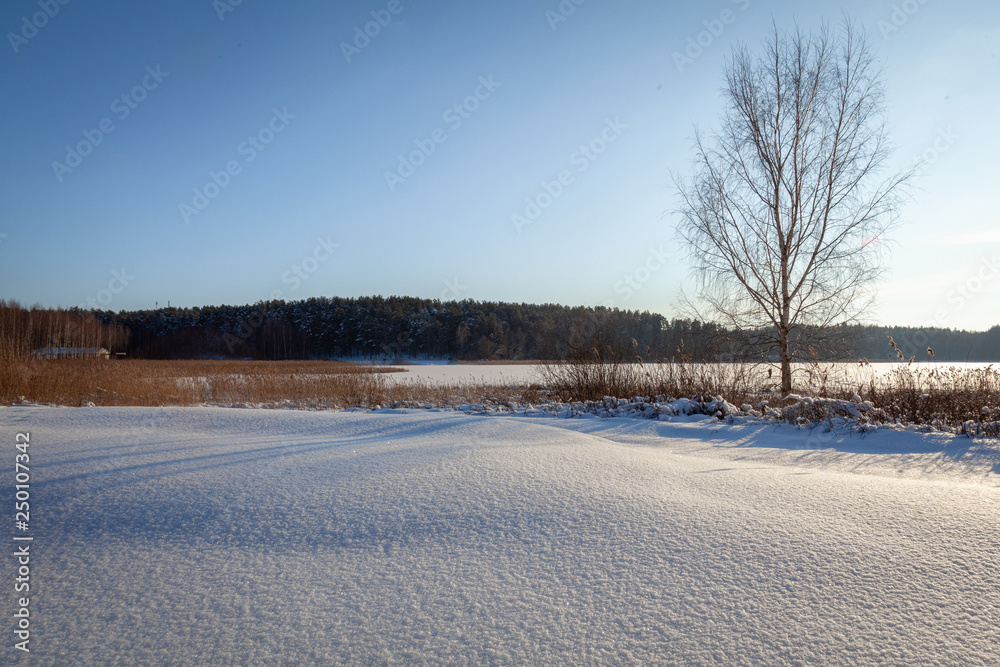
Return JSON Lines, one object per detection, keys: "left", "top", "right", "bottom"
{"left": 384, "top": 361, "right": 999, "bottom": 388}
{"left": 4, "top": 405, "right": 998, "bottom": 665}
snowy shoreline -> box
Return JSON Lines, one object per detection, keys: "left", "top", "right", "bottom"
{"left": 16, "top": 387, "right": 1000, "bottom": 440}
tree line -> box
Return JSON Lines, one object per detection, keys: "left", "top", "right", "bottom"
{"left": 852, "top": 325, "right": 1000, "bottom": 363}
{"left": 0, "top": 300, "right": 129, "bottom": 361}
{"left": 85, "top": 296, "right": 721, "bottom": 361}
{"left": 2, "top": 297, "right": 997, "bottom": 363}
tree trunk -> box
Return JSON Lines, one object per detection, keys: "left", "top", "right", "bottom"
{"left": 780, "top": 242, "right": 793, "bottom": 395}
{"left": 779, "top": 332, "right": 793, "bottom": 396}
{"left": 778, "top": 310, "right": 793, "bottom": 395}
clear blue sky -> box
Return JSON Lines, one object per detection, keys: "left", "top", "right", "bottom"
{"left": 1, "top": 0, "right": 997, "bottom": 330}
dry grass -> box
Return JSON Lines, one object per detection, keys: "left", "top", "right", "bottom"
{"left": 1, "top": 360, "right": 402, "bottom": 408}
{"left": 539, "top": 358, "right": 760, "bottom": 406}
{"left": 540, "top": 354, "right": 1000, "bottom": 437}
{"left": 4, "top": 357, "right": 998, "bottom": 436}
{"left": 536, "top": 334, "right": 764, "bottom": 406}
{"left": 0, "top": 359, "right": 540, "bottom": 410}
{"left": 789, "top": 360, "right": 1000, "bottom": 435}
{"left": 855, "top": 362, "right": 1000, "bottom": 436}
{"left": 375, "top": 379, "right": 543, "bottom": 409}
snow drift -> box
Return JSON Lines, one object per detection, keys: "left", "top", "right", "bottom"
{"left": 3, "top": 405, "right": 998, "bottom": 665}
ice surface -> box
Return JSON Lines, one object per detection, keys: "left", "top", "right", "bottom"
{"left": 3, "top": 406, "right": 999, "bottom": 665}
{"left": 382, "top": 361, "right": 1000, "bottom": 388}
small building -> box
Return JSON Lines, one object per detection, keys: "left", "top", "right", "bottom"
{"left": 32, "top": 347, "right": 110, "bottom": 359}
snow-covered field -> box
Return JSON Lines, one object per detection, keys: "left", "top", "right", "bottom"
{"left": 4, "top": 405, "right": 999, "bottom": 665}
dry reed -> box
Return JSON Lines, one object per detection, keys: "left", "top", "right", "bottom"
{"left": 0, "top": 359, "right": 539, "bottom": 410}
{"left": 4, "top": 356, "right": 998, "bottom": 437}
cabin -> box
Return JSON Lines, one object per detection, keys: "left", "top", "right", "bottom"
{"left": 32, "top": 347, "right": 110, "bottom": 359}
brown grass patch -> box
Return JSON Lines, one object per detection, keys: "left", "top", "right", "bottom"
{"left": 538, "top": 357, "right": 759, "bottom": 407}
{"left": 0, "top": 359, "right": 540, "bottom": 410}
{"left": 1, "top": 359, "right": 403, "bottom": 409}
{"left": 856, "top": 362, "right": 1000, "bottom": 436}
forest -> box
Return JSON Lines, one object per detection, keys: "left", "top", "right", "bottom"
{"left": 1, "top": 297, "right": 997, "bottom": 363}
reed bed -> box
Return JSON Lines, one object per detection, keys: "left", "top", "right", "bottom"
{"left": 4, "top": 357, "right": 998, "bottom": 437}
{"left": 856, "top": 361, "right": 1000, "bottom": 436}
{"left": 1, "top": 359, "right": 399, "bottom": 408}
{"left": 539, "top": 355, "right": 1000, "bottom": 437}
{"left": 0, "top": 359, "right": 538, "bottom": 410}
{"left": 538, "top": 358, "right": 760, "bottom": 406}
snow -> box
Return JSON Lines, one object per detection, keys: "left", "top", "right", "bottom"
{"left": 3, "top": 405, "right": 999, "bottom": 665}
{"left": 385, "top": 362, "right": 537, "bottom": 385}
{"left": 384, "top": 360, "right": 1000, "bottom": 393}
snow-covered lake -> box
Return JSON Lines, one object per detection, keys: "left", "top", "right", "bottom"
{"left": 4, "top": 405, "right": 999, "bottom": 665}
{"left": 385, "top": 361, "right": 998, "bottom": 387}
{"left": 385, "top": 362, "right": 541, "bottom": 385}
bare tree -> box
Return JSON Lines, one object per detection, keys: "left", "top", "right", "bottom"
{"left": 674, "top": 19, "right": 909, "bottom": 395}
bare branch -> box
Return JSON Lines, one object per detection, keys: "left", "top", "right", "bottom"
{"left": 674, "top": 18, "right": 909, "bottom": 393}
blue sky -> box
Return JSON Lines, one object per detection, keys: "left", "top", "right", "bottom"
{"left": 1, "top": 0, "right": 997, "bottom": 330}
